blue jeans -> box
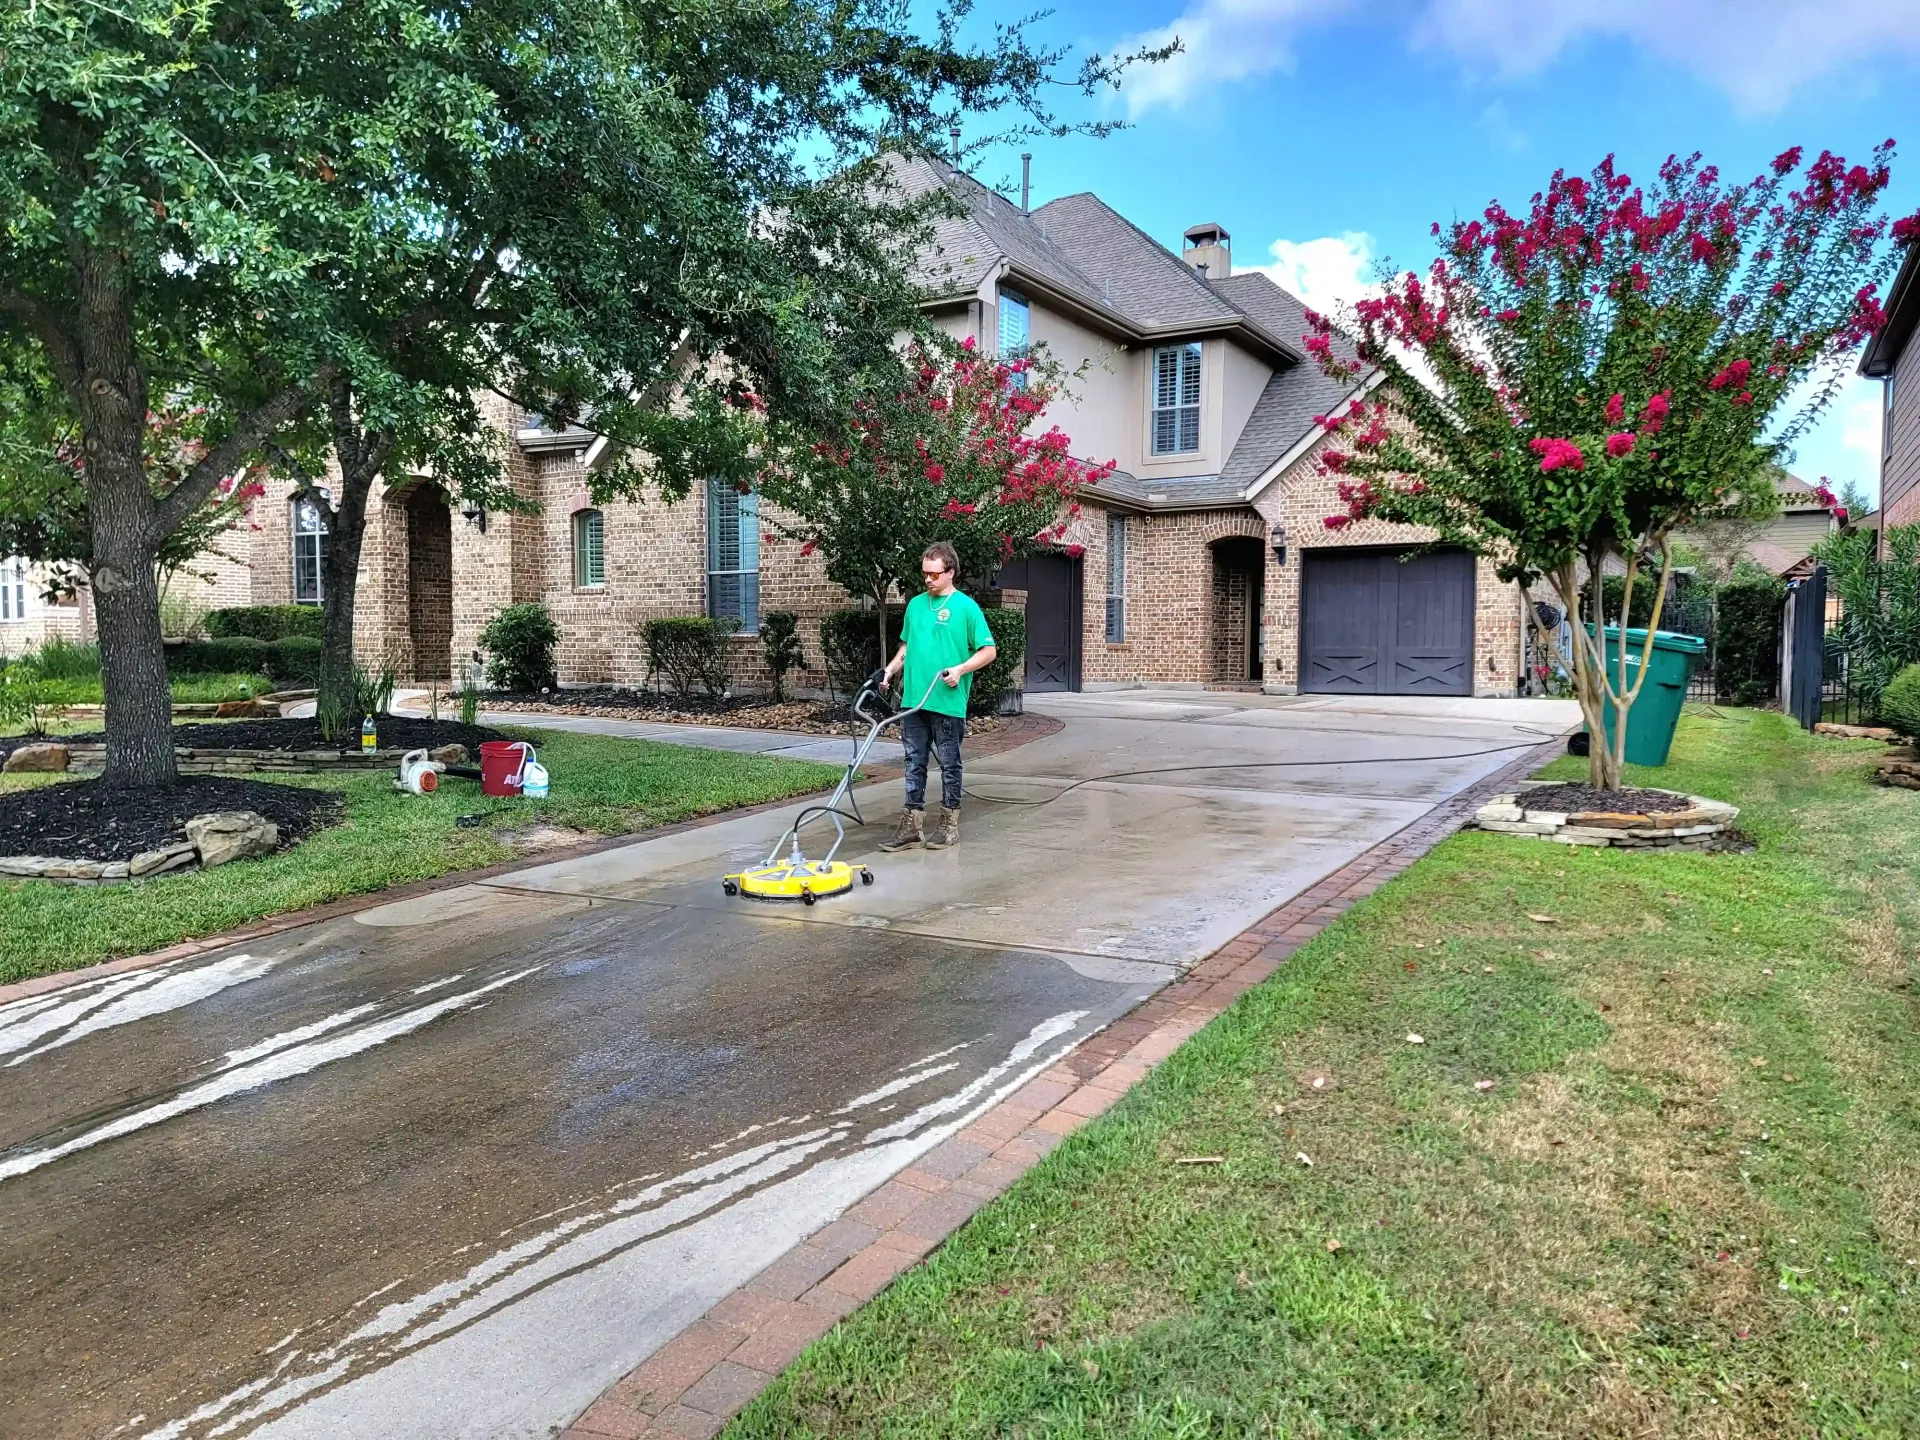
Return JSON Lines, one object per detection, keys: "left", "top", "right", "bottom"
{"left": 901, "top": 710, "right": 966, "bottom": 811}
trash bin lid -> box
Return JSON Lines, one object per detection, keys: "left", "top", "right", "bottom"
{"left": 1597, "top": 624, "right": 1708, "bottom": 655}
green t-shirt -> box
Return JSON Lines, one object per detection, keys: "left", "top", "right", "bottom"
{"left": 900, "top": 589, "right": 994, "bottom": 718}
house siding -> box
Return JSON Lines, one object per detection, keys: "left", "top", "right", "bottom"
{"left": 1886, "top": 363, "right": 1920, "bottom": 529}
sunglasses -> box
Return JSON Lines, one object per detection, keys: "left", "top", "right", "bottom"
{"left": 922, "top": 568, "right": 947, "bottom": 582}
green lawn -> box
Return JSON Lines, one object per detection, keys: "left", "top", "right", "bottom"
{"left": 730, "top": 709, "right": 1920, "bottom": 1439}
{"left": 0, "top": 728, "right": 836, "bottom": 985}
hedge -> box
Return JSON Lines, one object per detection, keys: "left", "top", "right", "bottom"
{"left": 643, "top": 616, "right": 735, "bottom": 698}
{"left": 205, "top": 604, "right": 324, "bottom": 641}
{"left": 169, "top": 634, "right": 321, "bottom": 681}
{"left": 1713, "top": 576, "right": 1785, "bottom": 708}
{"left": 1880, "top": 663, "right": 1920, "bottom": 740}
{"left": 818, "top": 601, "right": 1024, "bottom": 716}
{"left": 478, "top": 602, "right": 558, "bottom": 691}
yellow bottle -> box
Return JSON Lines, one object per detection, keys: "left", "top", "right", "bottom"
{"left": 361, "top": 715, "right": 377, "bottom": 754}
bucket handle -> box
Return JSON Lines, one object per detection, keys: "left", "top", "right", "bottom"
{"left": 507, "top": 740, "right": 536, "bottom": 785}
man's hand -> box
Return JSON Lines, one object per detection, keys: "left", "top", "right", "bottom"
{"left": 939, "top": 667, "right": 961, "bottom": 688}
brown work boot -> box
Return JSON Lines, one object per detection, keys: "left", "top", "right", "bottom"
{"left": 924, "top": 806, "right": 960, "bottom": 850}
{"left": 878, "top": 808, "right": 924, "bottom": 851}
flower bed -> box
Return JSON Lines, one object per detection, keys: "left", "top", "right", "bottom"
{"left": 1472, "top": 781, "right": 1738, "bottom": 848}
{"left": 0, "top": 717, "right": 497, "bottom": 776}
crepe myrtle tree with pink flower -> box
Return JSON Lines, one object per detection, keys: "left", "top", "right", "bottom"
{"left": 750, "top": 339, "right": 1115, "bottom": 659}
{"left": 1302, "top": 144, "right": 1911, "bottom": 787}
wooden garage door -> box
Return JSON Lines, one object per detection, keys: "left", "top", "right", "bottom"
{"left": 1300, "top": 547, "right": 1476, "bottom": 695}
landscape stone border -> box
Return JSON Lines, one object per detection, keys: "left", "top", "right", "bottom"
{"left": 19, "top": 741, "right": 471, "bottom": 777}
{"left": 0, "top": 811, "right": 280, "bottom": 886}
{"left": 1471, "top": 780, "right": 1737, "bottom": 848}
{"left": 551, "top": 735, "right": 1569, "bottom": 1440}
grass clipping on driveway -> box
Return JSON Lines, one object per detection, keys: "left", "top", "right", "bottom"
{"left": 0, "top": 729, "right": 836, "bottom": 985}
{"left": 730, "top": 710, "right": 1920, "bottom": 1438}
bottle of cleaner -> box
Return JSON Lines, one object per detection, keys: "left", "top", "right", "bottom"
{"left": 361, "top": 715, "right": 377, "bottom": 754}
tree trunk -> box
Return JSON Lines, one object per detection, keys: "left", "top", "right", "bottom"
{"left": 75, "top": 247, "right": 176, "bottom": 785}
{"left": 314, "top": 390, "right": 392, "bottom": 737}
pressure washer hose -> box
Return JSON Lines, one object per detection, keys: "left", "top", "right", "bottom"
{"left": 960, "top": 734, "right": 1564, "bottom": 809}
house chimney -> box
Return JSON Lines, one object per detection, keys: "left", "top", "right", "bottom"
{"left": 1021, "top": 154, "right": 1031, "bottom": 215}
{"left": 949, "top": 123, "right": 962, "bottom": 164}
{"left": 1182, "top": 222, "right": 1231, "bottom": 280}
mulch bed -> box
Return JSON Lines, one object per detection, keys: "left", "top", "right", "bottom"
{"left": 0, "top": 777, "right": 343, "bottom": 861}
{"left": 481, "top": 688, "right": 1005, "bottom": 736}
{"left": 0, "top": 716, "right": 503, "bottom": 763}
{"left": 1519, "top": 782, "right": 1698, "bottom": 814}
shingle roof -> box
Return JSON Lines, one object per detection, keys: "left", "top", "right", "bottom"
{"left": 888, "top": 151, "right": 1360, "bottom": 507}
{"left": 1084, "top": 470, "right": 1248, "bottom": 511}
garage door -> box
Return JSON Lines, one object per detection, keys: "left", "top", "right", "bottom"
{"left": 1300, "top": 547, "right": 1476, "bottom": 695}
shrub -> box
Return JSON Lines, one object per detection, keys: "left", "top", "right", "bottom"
{"left": 206, "top": 604, "right": 324, "bottom": 641}
{"left": 0, "top": 656, "right": 64, "bottom": 735}
{"left": 1713, "top": 575, "right": 1785, "bottom": 707}
{"left": 819, "top": 607, "right": 903, "bottom": 701}
{"left": 1881, "top": 663, "right": 1920, "bottom": 739}
{"left": 33, "top": 638, "right": 100, "bottom": 680}
{"left": 169, "top": 635, "right": 320, "bottom": 682}
{"left": 268, "top": 636, "right": 322, "bottom": 682}
{"left": 644, "top": 616, "right": 735, "bottom": 698}
{"left": 969, "top": 606, "right": 1026, "bottom": 716}
{"left": 760, "top": 610, "right": 806, "bottom": 701}
{"left": 479, "top": 603, "right": 558, "bottom": 691}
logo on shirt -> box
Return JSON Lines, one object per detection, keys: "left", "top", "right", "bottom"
{"left": 936, "top": 607, "right": 950, "bottom": 623}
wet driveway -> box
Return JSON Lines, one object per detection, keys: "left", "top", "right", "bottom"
{"left": 0, "top": 689, "right": 1572, "bottom": 1439}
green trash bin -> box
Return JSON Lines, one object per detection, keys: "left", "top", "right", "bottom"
{"left": 1590, "top": 625, "right": 1707, "bottom": 767}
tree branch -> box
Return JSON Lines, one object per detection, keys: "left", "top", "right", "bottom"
{"left": 0, "top": 290, "right": 83, "bottom": 408}
{"left": 152, "top": 365, "right": 335, "bottom": 541}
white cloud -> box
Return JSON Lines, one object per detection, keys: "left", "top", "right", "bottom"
{"left": 1111, "top": 0, "right": 1353, "bottom": 115}
{"left": 1250, "top": 231, "right": 1382, "bottom": 311}
{"left": 1479, "top": 100, "right": 1527, "bottom": 154}
{"left": 1118, "top": 0, "right": 1920, "bottom": 115}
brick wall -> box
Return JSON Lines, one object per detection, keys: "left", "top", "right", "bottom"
{"left": 1251, "top": 423, "right": 1523, "bottom": 696}
{"left": 406, "top": 488, "right": 454, "bottom": 681}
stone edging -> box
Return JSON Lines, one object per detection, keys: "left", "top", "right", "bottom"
{"left": 552, "top": 735, "right": 1569, "bottom": 1440}
{"left": 0, "top": 711, "right": 1062, "bottom": 1007}
{"left": 1471, "top": 782, "right": 1737, "bottom": 848}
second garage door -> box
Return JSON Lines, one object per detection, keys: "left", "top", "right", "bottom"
{"left": 1300, "top": 547, "right": 1476, "bottom": 695}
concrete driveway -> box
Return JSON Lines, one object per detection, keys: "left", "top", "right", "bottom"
{"left": 0, "top": 690, "right": 1572, "bottom": 1440}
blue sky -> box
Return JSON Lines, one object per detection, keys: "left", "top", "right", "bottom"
{"left": 964, "top": 0, "right": 1920, "bottom": 506}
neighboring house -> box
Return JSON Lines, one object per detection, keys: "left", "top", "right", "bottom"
{"left": 0, "top": 558, "right": 92, "bottom": 657}
{"left": 1862, "top": 232, "right": 1920, "bottom": 538}
{"left": 210, "top": 155, "right": 1530, "bottom": 699}
{"left": 1676, "top": 469, "right": 1844, "bottom": 580}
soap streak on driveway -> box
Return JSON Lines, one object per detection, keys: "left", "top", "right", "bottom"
{"left": 0, "top": 689, "right": 1573, "bottom": 1440}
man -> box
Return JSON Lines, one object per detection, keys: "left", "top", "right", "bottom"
{"left": 878, "top": 541, "right": 997, "bottom": 851}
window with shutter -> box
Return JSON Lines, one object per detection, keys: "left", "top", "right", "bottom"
{"left": 1151, "top": 343, "right": 1202, "bottom": 455}
{"left": 706, "top": 482, "right": 761, "bottom": 634}
{"left": 572, "top": 508, "right": 605, "bottom": 587}
{"left": 998, "top": 289, "right": 1031, "bottom": 388}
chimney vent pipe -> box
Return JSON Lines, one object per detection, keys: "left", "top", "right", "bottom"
{"left": 1021, "top": 154, "right": 1031, "bottom": 215}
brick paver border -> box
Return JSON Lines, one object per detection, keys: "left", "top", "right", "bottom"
{"left": 556, "top": 734, "right": 1569, "bottom": 1439}
{"left": 0, "top": 712, "right": 1064, "bottom": 1007}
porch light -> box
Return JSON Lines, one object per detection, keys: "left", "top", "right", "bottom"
{"left": 462, "top": 500, "right": 488, "bottom": 534}
{"left": 1269, "top": 527, "right": 1287, "bottom": 566}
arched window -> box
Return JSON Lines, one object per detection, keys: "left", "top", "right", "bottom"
{"left": 572, "top": 508, "right": 605, "bottom": 588}
{"left": 292, "top": 496, "right": 329, "bottom": 604}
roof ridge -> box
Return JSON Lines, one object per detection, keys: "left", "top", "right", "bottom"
{"left": 1050, "top": 192, "right": 1243, "bottom": 318}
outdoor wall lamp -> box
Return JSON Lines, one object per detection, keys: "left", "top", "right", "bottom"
{"left": 1269, "top": 527, "right": 1287, "bottom": 567}
{"left": 461, "top": 501, "right": 488, "bottom": 534}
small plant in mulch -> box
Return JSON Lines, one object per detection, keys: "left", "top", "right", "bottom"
{"left": 0, "top": 778, "right": 341, "bottom": 862}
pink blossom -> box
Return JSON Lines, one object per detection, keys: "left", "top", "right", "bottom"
{"left": 1733, "top": 390, "right": 1753, "bottom": 406}
{"left": 1065, "top": 543, "right": 1085, "bottom": 559}
{"left": 1530, "top": 436, "right": 1586, "bottom": 473}
{"left": 930, "top": 397, "right": 948, "bottom": 412}
{"left": 1895, "top": 212, "right": 1920, "bottom": 244}
{"left": 1606, "top": 431, "right": 1637, "bottom": 458}
{"left": 1604, "top": 392, "right": 1625, "bottom": 423}
{"left": 800, "top": 540, "right": 817, "bottom": 557}
{"left": 960, "top": 336, "right": 976, "bottom": 351}
{"left": 1642, "top": 391, "right": 1671, "bottom": 434}
{"left": 923, "top": 463, "right": 944, "bottom": 483}
{"left": 1495, "top": 309, "right": 1520, "bottom": 322}
{"left": 941, "top": 499, "right": 976, "bottom": 517}
{"left": 1772, "top": 146, "right": 1804, "bottom": 175}
{"left": 1323, "top": 514, "right": 1352, "bottom": 530}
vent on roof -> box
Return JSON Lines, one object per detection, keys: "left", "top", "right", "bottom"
{"left": 1183, "top": 222, "right": 1231, "bottom": 281}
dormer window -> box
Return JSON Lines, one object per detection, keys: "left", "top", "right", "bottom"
{"left": 998, "top": 288, "right": 1030, "bottom": 388}
{"left": 1151, "top": 342, "right": 1202, "bottom": 455}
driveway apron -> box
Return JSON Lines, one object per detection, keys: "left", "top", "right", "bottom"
{"left": 0, "top": 690, "right": 1573, "bottom": 1440}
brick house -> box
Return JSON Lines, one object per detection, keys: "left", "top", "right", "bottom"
{"left": 193, "top": 155, "right": 1529, "bottom": 699}
{"left": 1861, "top": 232, "right": 1920, "bottom": 538}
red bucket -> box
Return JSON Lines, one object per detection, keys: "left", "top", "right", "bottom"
{"left": 479, "top": 740, "right": 532, "bottom": 797}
